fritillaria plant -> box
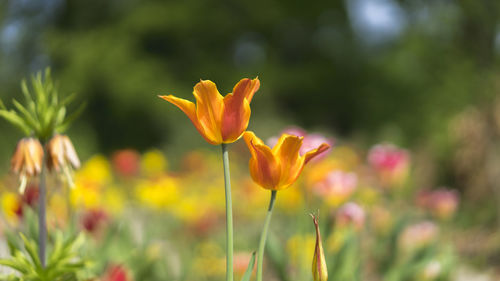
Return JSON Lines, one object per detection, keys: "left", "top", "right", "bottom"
{"left": 0, "top": 68, "right": 84, "bottom": 267}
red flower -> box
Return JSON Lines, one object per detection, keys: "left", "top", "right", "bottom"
{"left": 104, "top": 264, "right": 133, "bottom": 281}
{"left": 81, "top": 209, "right": 108, "bottom": 234}
{"left": 112, "top": 149, "right": 140, "bottom": 177}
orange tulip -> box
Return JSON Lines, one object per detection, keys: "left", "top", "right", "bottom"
{"left": 243, "top": 131, "right": 330, "bottom": 190}
{"left": 159, "top": 78, "right": 260, "bottom": 145}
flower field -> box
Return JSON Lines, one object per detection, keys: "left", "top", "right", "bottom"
{"left": 0, "top": 130, "right": 472, "bottom": 280}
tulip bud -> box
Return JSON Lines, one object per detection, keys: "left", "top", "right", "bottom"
{"left": 311, "top": 214, "right": 328, "bottom": 281}
{"left": 11, "top": 137, "right": 44, "bottom": 193}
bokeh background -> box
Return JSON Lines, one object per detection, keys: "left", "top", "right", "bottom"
{"left": 1, "top": 0, "right": 500, "bottom": 280}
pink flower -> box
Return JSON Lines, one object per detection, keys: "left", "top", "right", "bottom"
{"left": 282, "top": 126, "right": 307, "bottom": 138}
{"left": 335, "top": 202, "right": 365, "bottom": 230}
{"left": 267, "top": 126, "right": 334, "bottom": 159}
{"left": 417, "top": 188, "right": 459, "bottom": 219}
{"left": 313, "top": 170, "right": 357, "bottom": 205}
{"left": 368, "top": 143, "right": 409, "bottom": 187}
{"left": 399, "top": 221, "right": 438, "bottom": 251}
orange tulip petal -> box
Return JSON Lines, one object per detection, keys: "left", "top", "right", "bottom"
{"left": 193, "top": 80, "right": 224, "bottom": 144}
{"left": 221, "top": 78, "right": 259, "bottom": 142}
{"left": 244, "top": 132, "right": 281, "bottom": 189}
{"left": 221, "top": 97, "right": 251, "bottom": 142}
{"left": 275, "top": 135, "right": 304, "bottom": 189}
{"left": 231, "top": 78, "right": 260, "bottom": 104}
{"left": 246, "top": 131, "right": 266, "bottom": 145}
{"left": 159, "top": 95, "right": 219, "bottom": 145}
{"left": 304, "top": 143, "right": 331, "bottom": 164}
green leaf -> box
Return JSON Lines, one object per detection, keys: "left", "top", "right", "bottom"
{"left": 6, "top": 232, "right": 20, "bottom": 256}
{"left": 0, "top": 109, "right": 31, "bottom": 135}
{"left": 56, "top": 102, "right": 86, "bottom": 133}
{"left": 266, "top": 233, "right": 290, "bottom": 281}
{"left": 240, "top": 251, "right": 256, "bottom": 281}
{"left": 32, "top": 74, "right": 46, "bottom": 115}
{"left": 48, "top": 232, "right": 64, "bottom": 265}
{"left": 19, "top": 233, "right": 42, "bottom": 270}
{"left": 20, "top": 80, "right": 37, "bottom": 116}
{"left": 42, "top": 105, "right": 56, "bottom": 135}
{"left": 59, "top": 93, "right": 76, "bottom": 108}
{"left": 12, "top": 99, "right": 38, "bottom": 132}
{"left": 0, "top": 99, "right": 5, "bottom": 110}
{"left": 55, "top": 107, "right": 66, "bottom": 126}
{"left": 0, "top": 259, "right": 28, "bottom": 274}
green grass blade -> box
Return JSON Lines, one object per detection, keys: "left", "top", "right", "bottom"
{"left": 240, "top": 251, "right": 256, "bottom": 281}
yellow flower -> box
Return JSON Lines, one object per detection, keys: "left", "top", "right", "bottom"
{"left": 141, "top": 149, "right": 168, "bottom": 177}
{"left": 287, "top": 234, "right": 315, "bottom": 269}
{"left": 1, "top": 192, "right": 21, "bottom": 224}
{"left": 159, "top": 78, "right": 260, "bottom": 145}
{"left": 243, "top": 131, "right": 330, "bottom": 190}
{"left": 135, "top": 177, "right": 180, "bottom": 210}
{"left": 70, "top": 183, "right": 100, "bottom": 208}
{"left": 76, "top": 155, "right": 112, "bottom": 186}
{"left": 104, "top": 187, "right": 126, "bottom": 214}
{"left": 192, "top": 242, "right": 225, "bottom": 277}
{"left": 277, "top": 187, "right": 304, "bottom": 212}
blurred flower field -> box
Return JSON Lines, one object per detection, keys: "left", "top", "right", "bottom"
{"left": 0, "top": 126, "right": 477, "bottom": 281}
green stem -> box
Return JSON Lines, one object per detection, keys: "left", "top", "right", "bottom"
{"left": 39, "top": 145, "right": 47, "bottom": 268}
{"left": 257, "top": 190, "right": 277, "bottom": 281}
{"left": 221, "top": 144, "right": 233, "bottom": 281}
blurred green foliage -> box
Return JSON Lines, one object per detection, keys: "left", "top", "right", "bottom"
{"left": 0, "top": 0, "right": 499, "bottom": 181}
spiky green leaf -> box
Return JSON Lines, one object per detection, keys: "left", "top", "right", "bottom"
{"left": 0, "top": 110, "right": 30, "bottom": 135}
{"left": 240, "top": 251, "right": 256, "bottom": 281}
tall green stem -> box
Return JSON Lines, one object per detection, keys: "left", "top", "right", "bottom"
{"left": 257, "top": 190, "right": 277, "bottom": 281}
{"left": 39, "top": 145, "right": 47, "bottom": 268}
{"left": 221, "top": 143, "right": 233, "bottom": 281}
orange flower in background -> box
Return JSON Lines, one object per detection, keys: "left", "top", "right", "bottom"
{"left": 159, "top": 78, "right": 260, "bottom": 145}
{"left": 112, "top": 149, "right": 140, "bottom": 177}
{"left": 243, "top": 131, "right": 330, "bottom": 190}
{"left": 11, "top": 137, "right": 44, "bottom": 193}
